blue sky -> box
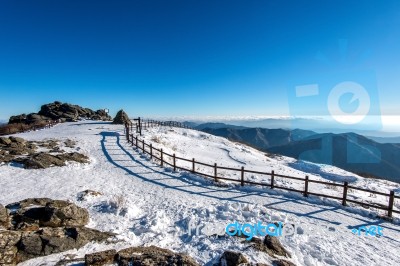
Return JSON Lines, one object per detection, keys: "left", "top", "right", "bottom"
{"left": 0, "top": 0, "right": 399, "bottom": 120}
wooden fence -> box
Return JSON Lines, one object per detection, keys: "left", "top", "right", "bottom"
{"left": 124, "top": 121, "right": 399, "bottom": 219}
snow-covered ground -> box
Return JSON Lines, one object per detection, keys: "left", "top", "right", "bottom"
{"left": 0, "top": 121, "right": 399, "bottom": 266}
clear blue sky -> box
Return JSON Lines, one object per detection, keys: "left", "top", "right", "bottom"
{"left": 0, "top": 0, "right": 399, "bottom": 119}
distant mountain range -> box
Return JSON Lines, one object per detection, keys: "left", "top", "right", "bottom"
{"left": 197, "top": 123, "right": 400, "bottom": 183}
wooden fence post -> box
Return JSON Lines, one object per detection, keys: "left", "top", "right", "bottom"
{"left": 142, "top": 140, "right": 145, "bottom": 152}
{"left": 173, "top": 154, "right": 176, "bottom": 171}
{"left": 150, "top": 144, "right": 153, "bottom": 159}
{"left": 214, "top": 163, "right": 218, "bottom": 182}
{"left": 161, "top": 149, "right": 164, "bottom": 167}
{"left": 304, "top": 176, "right": 309, "bottom": 197}
{"left": 388, "top": 191, "right": 395, "bottom": 218}
{"left": 241, "top": 166, "right": 244, "bottom": 186}
{"left": 342, "top": 182, "right": 348, "bottom": 206}
{"left": 130, "top": 134, "right": 133, "bottom": 145}
{"left": 192, "top": 158, "right": 195, "bottom": 173}
{"left": 271, "top": 170, "right": 275, "bottom": 189}
{"left": 135, "top": 136, "right": 138, "bottom": 147}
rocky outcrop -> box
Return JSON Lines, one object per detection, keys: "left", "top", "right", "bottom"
{"left": 112, "top": 109, "right": 130, "bottom": 125}
{"left": 85, "top": 249, "right": 117, "bottom": 266}
{"left": 8, "top": 198, "right": 89, "bottom": 229}
{"left": 8, "top": 101, "right": 112, "bottom": 125}
{"left": 0, "top": 231, "right": 21, "bottom": 265}
{"left": 219, "top": 250, "right": 248, "bottom": 266}
{"left": 116, "top": 246, "right": 199, "bottom": 266}
{"left": 272, "top": 259, "right": 296, "bottom": 266}
{"left": 0, "top": 204, "right": 10, "bottom": 230}
{"left": 16, "top": 227, "right": 113, "bottom": 262}
{"left": 0, "top": 198, "right": 114, "bottom": 265}
{"left": 14, "top": 152, "right": 89, "bottom": 169}
{"left": 0, "top": 136, "right": 89, "bottom": 168}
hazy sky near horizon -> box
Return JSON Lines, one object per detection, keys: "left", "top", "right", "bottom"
{"left": 0, "top": 0, "right": 399, "bottom": 124}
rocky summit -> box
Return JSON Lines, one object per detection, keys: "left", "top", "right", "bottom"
{"left": 112, "top": 109, "right": 130, "bottom": 125}
{"left": 8, "top": 101, "right": 112, "bottom": 124}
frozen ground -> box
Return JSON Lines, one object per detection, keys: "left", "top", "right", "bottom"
{"left": 0, "top": 121, "right": 399, "bottom": 266}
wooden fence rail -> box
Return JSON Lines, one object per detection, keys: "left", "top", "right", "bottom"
{"left": 124, "top": 122, "right": 399, "bottom": 219}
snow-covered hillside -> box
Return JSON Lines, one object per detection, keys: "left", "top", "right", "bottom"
{"left": 0, "top": 121, "right": 399, "bottom": 266}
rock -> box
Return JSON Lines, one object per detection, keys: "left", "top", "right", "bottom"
{"left": 8, "top": 199, "right": 89, "bottom": 228}
{"left": 42, "top": 200, "right": 90, "bottom": 227}
{"left": 112, "top": 110, "right": 130, "bottom": 125}
{"left": 95, "top": 109, "right": 112, "bottom": 121}
{"left": 37, "top": 101, "right": 111, "bottom": 122}
{"left": 58, "top": 152, "right": 90, "bottom": 164}
{"left": 263, "top": 236, "right": 291, "bottom": 258}
{"left": 12, "top": 152, "right": 89, "bottom": 169}
{"left": 117, "top": 245, "right": 199, "bottom": 266}
{"left": 16, "top": 227, "right": 114, "bottom": 263}
{"left": 14, "top": 153, "right": 66, "bottom": 169}
{"left": 64, "top": 139, "right": 76, "bottom": 148}
{"left": 26, "top": 113, "right": 50, "bottom": 124}
{"left": 0, "top": 204, "right": 10, "bottom": 229}
{"left": 219, "top": 250, "right": 248, "bottom": 266}
{"left": 8, "top": 114, "right": 27, "bottom": 124}
{"left": 85, "top": 249, "right": 117, "bottom": 266}
{"left": 77, "top": 190, "right": 103, "bottom": 201}
{"left": 0, "top": 137, "right": 12, "bottom": 145}
{"left": 6, "top": 198, "right": 54, "bottom": 209}
{"left": 9, "top": 136, "right": 26, "bottom": 144}
{"left": 0, "top": 230, "right": 21, "bottom": 265}
{"left": 272, "top": 259, "right": 296, "bottom": 266}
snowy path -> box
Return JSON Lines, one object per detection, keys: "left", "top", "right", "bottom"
{"left": 0, "top": 122, "right": 399, "bottom": 266}
{"left": 101, "top": 130, "right": 400, "bottom": 266}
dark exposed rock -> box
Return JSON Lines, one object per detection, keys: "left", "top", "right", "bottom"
{"left": 219, "top": 250, "right": 248, "bottom": 266}
{"left": 263, "top": 236, "right": 291, "bottom": 258}
{"left": 13, "top": 152, "right": 89, "bottom": 169}
{"left": 0, "top": 231, "right": 21, "bottom": 265}
{"left": 112, "top": 110, "right": 130, "bottom": 125}
{"left": 9, "top": 199, "right": 89, "bottom": 229}
{"left": 1, "top": 198, "right": 115, "bottom": 265}
{"left": 38, "top": 101, "right": 112, "bottom": 122}
{"left": 272, "top": 259, "right": 296, "bottom": 266}
{"left": 85, "top": 249, "right": 117, "bottom": 266}
{"left": 8, "top": 101, "right": 112, "bottom": 126}
{"left": 0, "top": 204, "right": 10, "bottom": 229}
{"left": 16, "top": 227, "right": 114, "bottom": 263}
{"left": 116, "top": 245, "right": 199, "bottom": 266}
{"left": 8, "top": 114, "right": 27, "bottom": 124}
{"left": 0, "top": 137, "right": 12, "bottom": 145}
{"left": 42, "top": 200, "right": 90, "bottom": 227}
{"left": 77, "top": 190, "right": 103, "bottom": 201}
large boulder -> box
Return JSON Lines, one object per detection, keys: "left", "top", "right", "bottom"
{"left": 116, "top": 246, "right": 199, "bottom": 266}
{"left": 1, "top": 198, "right": 115, "bottom": 265}
{"left": 16, "top": 227, "right": 114, "bottom": 263}
{"left": 10, "top": 199, "right": 89, "bottom": 228}
{"left": 112, "top": 110, "right": 130, "bottom": 125}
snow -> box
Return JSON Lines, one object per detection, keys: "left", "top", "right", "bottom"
{"left": 0, "top": 121, "right": 399, "bottom": 266}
